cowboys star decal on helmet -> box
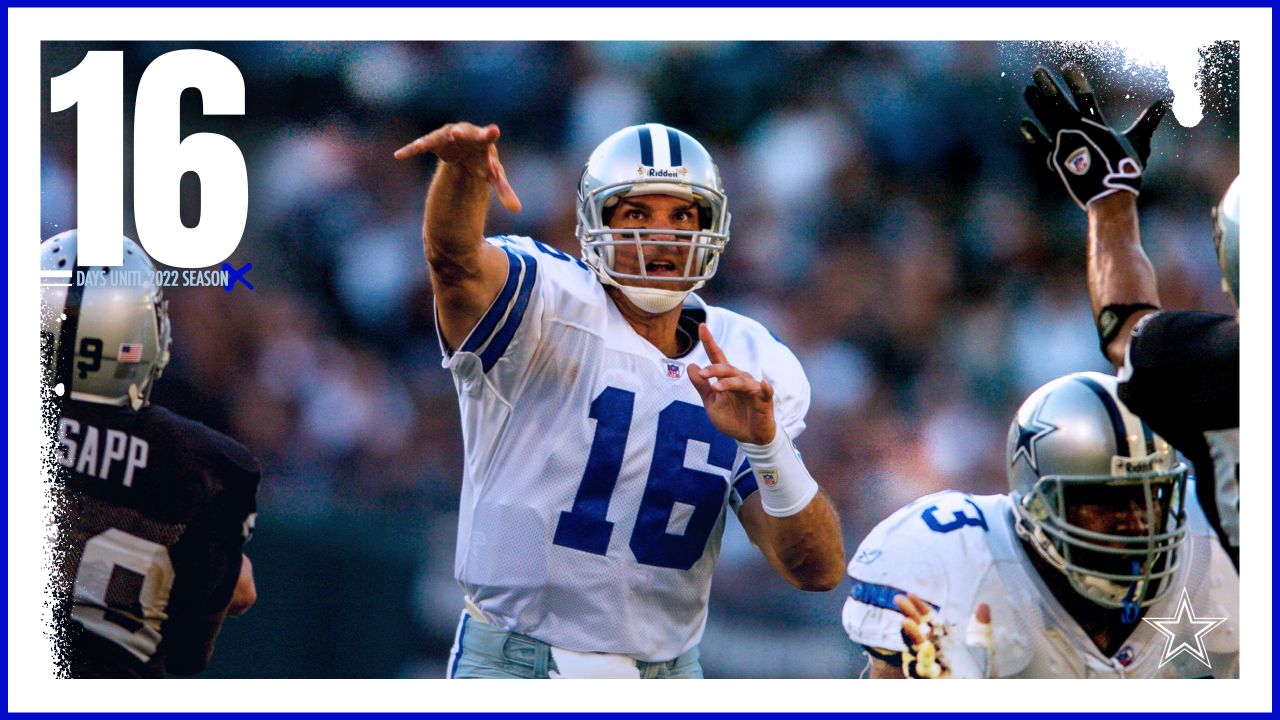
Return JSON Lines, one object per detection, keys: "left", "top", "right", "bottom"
{"left": 1010, "top": 404, "right": 1059, "bottom": 474}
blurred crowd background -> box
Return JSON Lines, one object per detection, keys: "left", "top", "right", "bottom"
{"left": 41, "top": 40, "right": 1238, "bottom": 678}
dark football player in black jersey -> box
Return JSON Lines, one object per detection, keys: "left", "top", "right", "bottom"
{"left": 41, "top": 229, "right": 261, "bottom": 678}
{"left": 1022, "top": 64, "right": 1241, "bottom": 568}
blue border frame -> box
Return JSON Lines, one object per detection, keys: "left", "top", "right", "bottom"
{"left": 5, "top": 0, "right": 1277, "bottom": 6}
{"left": 10, "top": 4, "right": 1271, "bottom": 716}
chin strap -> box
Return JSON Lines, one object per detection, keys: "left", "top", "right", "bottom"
{"left": 595, "top": 270, "right": 692, "bottom": 314}
{"left": 1119, "top": 560, "right": 1142, "bottom": 624}
{"left": 584, "top": 241, "right": 701, "bottom": 314}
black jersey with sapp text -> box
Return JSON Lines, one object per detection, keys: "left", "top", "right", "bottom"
{"left": 54, "top": 399, "right": 260, "bottom": 678}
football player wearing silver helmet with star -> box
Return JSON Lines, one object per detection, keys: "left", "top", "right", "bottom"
{"left": 42, "top": 230, "right": 260, "bottom": 678}
{"left": 842, "top": 372, "right": 1238, "bottom": 679}
{"left": 395, "top": 122, "right": 843, "bottom": 678}
{"left": 1022, "top": 63, "right": 1241, "bottom": 569}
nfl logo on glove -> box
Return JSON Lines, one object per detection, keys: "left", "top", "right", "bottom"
{"left": 1066, "top": 147, "right": 1091, "bottom": 175}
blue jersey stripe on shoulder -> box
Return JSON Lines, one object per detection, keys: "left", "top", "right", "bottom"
{"left": 480, "top": 247, "right": 538, "bottom": 373}
{"left": 848, "top": 579, "right": 938, "bottom": 614}
{"left": 461, "top": 246, "right": 522, "bottom": 355}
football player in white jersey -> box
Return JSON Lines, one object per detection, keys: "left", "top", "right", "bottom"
{"left": 395, "top": 122, "right": 844, "bottom": 678}
{"left": 842, "top": 372, "right": 1238, "bottom": 679}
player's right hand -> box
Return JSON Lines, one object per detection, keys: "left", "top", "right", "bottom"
{"left": 394, "top": 122, "right": 522, "bottom": 212}
{"left": 1021, "top": 63, "right": 1168, "bottom": 210}
{"left": 895, "top": 593, "right": 949, "bottom": 679}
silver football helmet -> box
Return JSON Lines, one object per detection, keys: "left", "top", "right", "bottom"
{"left": 40, "top": 230, "right": 172, "bottom": 410}
{"left": 576, "top": 123, "right": 730, "bottom": 313}
{"left": 1007, "top": 372, "right": 1188, "bottom": 612}
{"left": 1212, "top": 175, "right": 1240, "bottom": 308}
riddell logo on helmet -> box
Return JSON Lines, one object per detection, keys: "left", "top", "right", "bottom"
{"left": 1112, "top": 457, "right": 1156, "bottom": 475}
{"left": 638, "top": 166, "right": 688, "bottom": 178}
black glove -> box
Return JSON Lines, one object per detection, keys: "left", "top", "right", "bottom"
{"left": 1022, "top": 63, "right": 1169, "bottom": 210}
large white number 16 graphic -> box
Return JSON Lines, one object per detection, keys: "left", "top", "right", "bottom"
{"left": 50, "top": 50, "right": 247, "bottom": 268}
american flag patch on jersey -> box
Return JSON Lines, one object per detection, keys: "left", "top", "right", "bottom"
{"left": 118, "top": 343, "right": 143, "bottom": 363}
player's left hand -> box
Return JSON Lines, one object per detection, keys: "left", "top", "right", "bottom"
{"left": 1021, "top": 63, "right": 1168, "bottom": 210}
{"left": 688, "top": 323, "right": 777, "bottom": 445}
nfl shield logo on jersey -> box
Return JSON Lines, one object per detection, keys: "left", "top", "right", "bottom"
{"left": 1114, "top": 645, "right": 1135, "bottom": 667}
{"left": 759, "top": 469, "right": 779, "bottom": 488}
{"left": 665, "top": 362, "right": 682, "bottom": 379}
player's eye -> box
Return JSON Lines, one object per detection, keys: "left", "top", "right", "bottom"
{"left": 624, "top": 208, "right": 646, "bottom": 221}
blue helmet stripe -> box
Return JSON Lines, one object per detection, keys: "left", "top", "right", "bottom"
{"left": 637, "top": 126, "right": 654, "bottom": 166}
{"left": 666, "top": 127, "right": 682, "bottom": 166}
{"left": 1075, "top": 375, "right": 1130, "bottom": 457}
{"left": 1140, "top": 419, "right": 1156, "bottom": 455}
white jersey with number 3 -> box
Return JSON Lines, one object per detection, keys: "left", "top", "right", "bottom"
{"left": 841, "top": 490, "right": 1239, "bottom": 678}
{"left": 439, "top": 235, "right": 809, "bottom": 662}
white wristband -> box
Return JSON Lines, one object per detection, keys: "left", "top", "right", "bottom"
{"left": 739, "top": 429, "right": 820, "bottom": 518}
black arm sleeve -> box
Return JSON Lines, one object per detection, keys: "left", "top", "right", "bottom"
{"left": 1118, "top": 311, "right": 1239, "bottom": 432}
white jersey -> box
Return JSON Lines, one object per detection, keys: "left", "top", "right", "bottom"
{"left": 842, "top": 490, "right": 1239, "bottom": 678}
{"left": 439, "top": 235, "right": 810, "bottom": 662}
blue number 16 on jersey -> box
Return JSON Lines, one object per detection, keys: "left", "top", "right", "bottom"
{"left": 552, "top": 386, "right": 737, "bottom": 571}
